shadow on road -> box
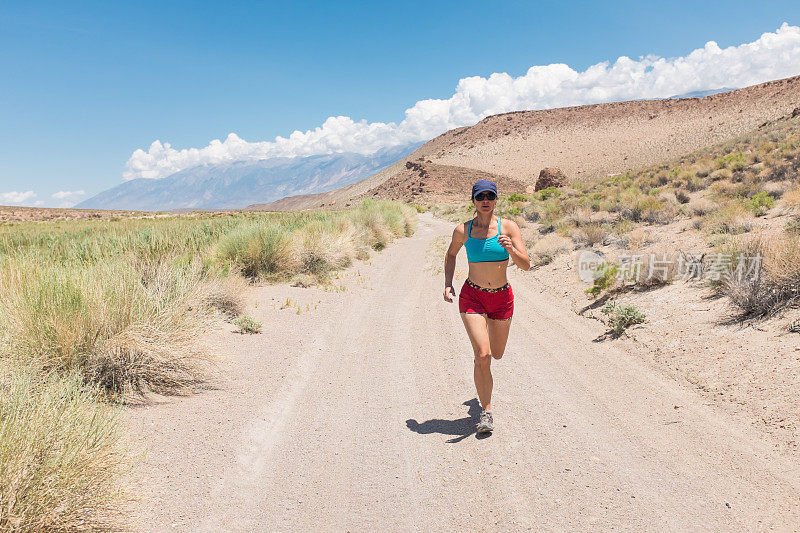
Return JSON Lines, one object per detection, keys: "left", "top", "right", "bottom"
{"left": 406, "top": 398, "right": 490, "bottom": 442}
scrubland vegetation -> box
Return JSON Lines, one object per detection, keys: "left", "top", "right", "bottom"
{"left": 429, "top": 115, "right": 800, "bottom": 319}
{"left": 0, "top": 199, "right": 415, "bottom": 531}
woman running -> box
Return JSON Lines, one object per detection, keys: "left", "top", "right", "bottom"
{"left": 442, "top": 179, "right": 531, "bottom": 434}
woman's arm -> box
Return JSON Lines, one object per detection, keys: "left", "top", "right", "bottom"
{"left": 443, "top": 224, "right": 466, "bottom": 302}
{"left": 498, "top": 219, "right": 531, "bottom": 271}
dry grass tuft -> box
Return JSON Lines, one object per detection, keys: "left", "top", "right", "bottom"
{"left": 723, "top": 235, "right": 800, "bottom": 317}
{"left": 701, "top": 201, "right": 754, "bottom": 235}
{"left": 531, "top": 234, "right": 573, "bottom": 266}
{"left": 781, "top": 188, "right": 800, "bottom": 212}
{"left": 0, "top": 368, "right": 129, "bottom": 531}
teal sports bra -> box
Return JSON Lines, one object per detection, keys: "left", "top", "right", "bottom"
{"left": 465, "top": 216, "right": 510, "bottom": 263}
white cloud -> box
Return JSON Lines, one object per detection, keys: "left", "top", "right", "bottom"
{"left": 125, "top": 23, "right": 800, "bottom": 181}
{"left": 51, "top": 190, "right": 86, "bottom": 208}
{"left": 0, "top": 191, "right": 37, "bottom": 204}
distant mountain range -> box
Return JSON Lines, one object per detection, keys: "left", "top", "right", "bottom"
{"left": 77, "top": 142, "right": 421, "bottom": 211}
{"left": 667, "top": 88, "right": 735, "bottom": 99}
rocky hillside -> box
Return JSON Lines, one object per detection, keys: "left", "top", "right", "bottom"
{"left": 250, "top": 75, "right": 800, "bottom": 211}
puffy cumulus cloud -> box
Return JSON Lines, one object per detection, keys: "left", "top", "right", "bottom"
{"left": 51, "top": 190, "right": 86, "bottom": 207}
{"left": 0, "top": 191, "right": 37, "bottom": 205}
{"left": 126, "top": 23, "right": 800, "bottom": 180}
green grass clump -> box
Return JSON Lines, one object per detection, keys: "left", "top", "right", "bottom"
{"left": 233, "top": 315, "right": 262, "bottom": 334}
{"left": 216, "top": 221, "right": 297, "bottom": 278}
{"left": 536, "top": 187, "right": 561, "bottom": 200}
{"left": 0, "top": 368, "right": 128, "bottom": 531}
{"left": 601, "top": 301, "right": 647, "bottom": 336}
{"left": 0, "top": 254, "right": 213, "bottom": 399}
{"left": 585, "top": 262, "right": 619, "bottom": 298}
{"left": 715, "top": 151, "right": 747, "bottom": 171}
{"left": 505, "top": 193, "right": 528, "bottom": 202}
{"left": 745, "top": 191, "right": 775, "bottom": 216}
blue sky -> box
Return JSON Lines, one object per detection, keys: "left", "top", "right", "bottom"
{"left": 1, "top": 1, "right": 799, "bottom": 207}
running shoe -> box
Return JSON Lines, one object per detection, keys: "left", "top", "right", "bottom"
{"left": 477, "top": 410, "right": 494, "bottom": 433}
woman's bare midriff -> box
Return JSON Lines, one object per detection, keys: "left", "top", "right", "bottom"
{"left": 467, "top": 259, "right": 509, "bottom": 288}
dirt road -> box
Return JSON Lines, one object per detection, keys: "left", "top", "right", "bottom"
{"left": 125, "top": 213, "right": 800, "bottom": 531}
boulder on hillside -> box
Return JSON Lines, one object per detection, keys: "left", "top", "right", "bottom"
{"left": 535, "top": 167, "right": 568, "bottom": 191}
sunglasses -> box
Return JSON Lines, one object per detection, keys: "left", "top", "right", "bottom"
{"left": 474, "top": 192, "right": 497, "bottom": 201}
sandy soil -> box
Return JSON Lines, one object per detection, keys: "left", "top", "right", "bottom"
{"left": 522, "top": 210, "right": 800, "bottom": 457}
{"left": 124, "top": 213, "right": 800, "bottom": 531}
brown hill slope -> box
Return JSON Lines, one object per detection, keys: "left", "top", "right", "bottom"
{"left": 248, "top": 75, "right": 800, "bottom": 211}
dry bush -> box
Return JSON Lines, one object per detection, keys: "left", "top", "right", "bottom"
{"left": 296, "top": 219, "right": 355, "bottom": 277}
{"left": 701, "top": 201, "right": 754, "bottom": 235}
{"left": 0, "top": 255, "right": 212, "bottom": 400}
{"left": 781, "top": 188, "right": 800, "bottom": 212}
{"left": 204, "top": 274, "right": 248, "bottom": 319}
{"left": 626, "top": 248, "right": 682, "bottom": 289}
{"left": 709, "top": 168, "right": 733, "bottom": 181}
{"left": 571, "top": 223, "right": 609, "bottom": 246}
{"left": 626, "top": 228, "right": 651, "bottom": 249}
{"left": 724, "top": 235, "right": 800, "bottom": 317}
{"left": 762, "top": 180, "right": 790, "bottom": 199}
{"left": 531, "top": 234, "right": 573, "bottom": 266}
{"left": 0, "top": 368, "right": 129, "bottom": 531}
{"left": 686, "top": 197, "right": 717, "bottom": 217}
{"left": 521, "top": 205, "right": 540, "bottom": 222}
{"left": 565, "top": 206, "right": 594, "bottom": 227}
{"left": 673, "top": 189, "right": 691, "bottom": 204}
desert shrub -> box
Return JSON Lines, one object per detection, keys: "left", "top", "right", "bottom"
{"left": 745, "top": 192, "right": 775, "bottom": 216}
{"left": 565, "top": 206, "right": 593, "bottom": 227}
{"left": 233, "top": 315, "right": 262, "bottom": 334}
{"left": 0, "top": 368, "right": 128, "bottom": 531}
{"left": 702, "top": 201, "right": 753, "bottom": 235}
{"left": 709, "top": 168, "right": 733, "bottom": 182}
{"left": 715, "top": 151, "right": 747, "bottom": 171}
{"left": 675, "top": 189, "right": 691, "bottom": 204}
{"left": 613, "top": 219, "right": 634, "bottom": 237}
{"left": 537, "top": 187, "right": 561, "bottom": 200}
{"left": 570, "top": 223, "right": 608, "bottom": 247}
{"left": 531, "top": 234, "right": 572, "bottom": 264}
{"left": 521, "top": 205, "right": 540, "bottom": 222}
{"left": 723, "top": 235, "right": 800, "bottom": 317}
{"left": 601, "top": 301, "right": 646, "bottom": 336}
{"left": 781, "top": 188, "right": 800, "bottom": 211}
{"left": 506, "top": 193, "right": 528, "bottom": 202}
{"left": 685, "top": 175, "right": 706, "bottom": 192}
{"left": 686, "top": 197, "right": 717, "bottom": 217}
{"left": 585, "top": 262, "right": 619, "bottom": 298}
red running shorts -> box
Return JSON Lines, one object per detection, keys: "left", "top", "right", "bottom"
{"left": 458, "top": 278, "right": 514, "bottom": 320}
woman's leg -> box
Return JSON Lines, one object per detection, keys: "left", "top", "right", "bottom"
{"left": 486, "top": 317, "right": 512, "bottom": 360}
{"left": 460, "top": 312, "right": 493, "bottom": 411}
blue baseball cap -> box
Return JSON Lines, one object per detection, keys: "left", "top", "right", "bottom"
{"left": 472, "top": 179, "right": 497, "bottom": 198}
